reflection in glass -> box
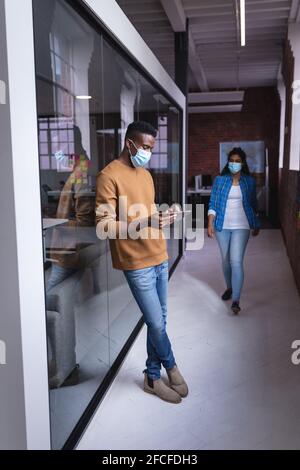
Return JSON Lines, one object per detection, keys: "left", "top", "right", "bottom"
{"left": 34, "top": 0, "right": 111, "bottom": 449}
{"left": 33, "top": 0, "right": 182, "bottom": 449}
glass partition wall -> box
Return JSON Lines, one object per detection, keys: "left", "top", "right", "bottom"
{"left": 33, "top": 0, "right": 183, "bottom": 449}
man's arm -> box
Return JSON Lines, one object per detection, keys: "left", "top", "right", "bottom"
{"left": 95, "top": 171, "right": 130, "bottom": 238}
{"left": 95, "top": 170, "right": 176, "bottom": 239}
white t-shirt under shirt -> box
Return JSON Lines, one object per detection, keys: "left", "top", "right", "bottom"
{"left": 222, "top": 184, "right": 250, "bottom": 230}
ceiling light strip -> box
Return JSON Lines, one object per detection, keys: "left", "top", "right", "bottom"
{"left": 240, "top": 0, "right": 246, "bottom": 47}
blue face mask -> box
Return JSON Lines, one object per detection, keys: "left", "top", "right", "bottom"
{"left": 228, "top": 162, "right": 242, "bottom": 174}
{"left": 128, "top": 140, "right": 152, "bottom": 168}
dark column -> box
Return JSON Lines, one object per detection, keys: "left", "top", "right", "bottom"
{"left": 175, "top": 20, "right": 189, "bottom": 96}
{"left": 175, "top": 20, "right": 189, "bottom": 214}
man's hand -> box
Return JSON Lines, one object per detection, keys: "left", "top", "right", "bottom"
{"left": 136, "top": 210, "right": 177, "bottom": 232}
{"left": 150, "top": 210, "right": 177, "bottom": 229}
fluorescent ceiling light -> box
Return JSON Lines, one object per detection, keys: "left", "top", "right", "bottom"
{"left": 189, "top": 91, "right": 244, "bottom": 104}
{"left": 76, "top": 95, "right": 92, "bottom": 100}
{"left": 189, "top": 104, "right": 242, "bottom": 113}
{"left": 240, "top": 0, "right": 246, "bottom": 47}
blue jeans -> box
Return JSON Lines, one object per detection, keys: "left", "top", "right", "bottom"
{"left": 124, "top": 260, "right": 176, "bottom": 380}
{"left": 46, "top": 264, "right": 77, "bottom": 293}
{"left": 215, "top": 229, "right": 250, "bottom": 302}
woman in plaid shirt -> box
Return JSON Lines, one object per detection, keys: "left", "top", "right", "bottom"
{"left": 207, "top": 147, "right": 260, "bottom": 315}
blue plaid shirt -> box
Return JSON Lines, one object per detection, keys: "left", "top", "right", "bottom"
{"left": 208, "top": 173, "right": 260, "bottom": 231}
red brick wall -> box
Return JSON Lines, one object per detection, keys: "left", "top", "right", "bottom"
{"left": 188, "top": 87, "right": 281, "bottom": 225}
{"left": 280, "top": 39, "right": 300, "bottom": 294}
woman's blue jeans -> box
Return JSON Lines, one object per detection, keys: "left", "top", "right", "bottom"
{"left": 124, "top": 260, "right": 176, "bottom": 380}
{"left": 215, "top": 229, "right": 250, "bottom": 302}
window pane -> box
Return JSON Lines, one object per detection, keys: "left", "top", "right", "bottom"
{"left": 41, "top": 156, "right": 50, "bottom": 170}
{"left": 33, "top": 0, "right": 182, "bottom": 451}
{"left": 39, "top": 130, "right": 48, "bottom": 142}
{"left": 33, "top": 0, "right": 108, "bottom": 450}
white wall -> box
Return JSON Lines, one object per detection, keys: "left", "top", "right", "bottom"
{"left": 0, "top": 0, "right": 27, "bottom": 449}
{"left": 289, "top": 22, "right": 300, "bottom": 171}
{"left": 2, "top": 0, "right": 51, "bottom": 450}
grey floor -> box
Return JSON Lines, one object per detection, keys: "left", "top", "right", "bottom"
{"left": 77, "top": 230, "right": 300, "bottom": 450}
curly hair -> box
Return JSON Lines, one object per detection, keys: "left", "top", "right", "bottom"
{"left": 125, "top": 121, "right": 157, "bottom": 140}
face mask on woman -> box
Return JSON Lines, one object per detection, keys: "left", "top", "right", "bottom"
{"left": 128, "top": 139, "right": 152, "bottom": 168}
{"left": 228, "top": 162, "right": 242, "bottom": 174}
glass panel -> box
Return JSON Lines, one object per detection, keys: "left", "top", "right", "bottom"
{"left": 144, "top": 93, "right": 181, "bottom": 268}
{"left": 33, "top": 0, "right": 182, "bottom": 450}
{"left": 102, "top": 41, "right": 143, "bottom": 363}
{"left": 165, "top": 106, "right": 181, "bottom": 267}
{"left": 102, "top": 40, "right": 182, "bottom": 365}
{"left": 33, "top": 0, "right": 109, "bottom": 450}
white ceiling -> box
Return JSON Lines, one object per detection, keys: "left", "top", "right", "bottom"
{"left": 116, "top": 0, "right": 299, "bottom": 91}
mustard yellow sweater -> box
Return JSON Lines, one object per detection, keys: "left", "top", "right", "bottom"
{"left": 95, "top": 159, "right": 168, "bottom": 270}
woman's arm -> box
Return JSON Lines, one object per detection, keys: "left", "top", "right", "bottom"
{"left": 251, "top": 178, "right": 259, "bottom": 214}
{"left": 251, "top": 178, "right": 260, "bottom": 235}
{"left": 207, "top": 214, "right": 215, "bottom": 238}
{"left": 207, "top": 176, "right": 219, "bottom": 238}
{"left": 208, "top": 176, "right": 219, "bottom": 216}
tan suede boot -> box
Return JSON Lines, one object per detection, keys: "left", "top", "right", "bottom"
{"left": 167, "top": 365, "right": 189, "bottom": 397}
{"left": 143, "top": 372, "right": 182, "bottom": 404}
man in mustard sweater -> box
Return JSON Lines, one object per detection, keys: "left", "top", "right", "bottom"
{"left": 95, "top": 121, "right": 188, "bottom": 404}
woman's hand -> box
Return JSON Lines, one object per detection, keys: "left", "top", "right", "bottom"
{"left": 252, "top": 228, "right": 260, "bottom": 237}
{"left": 207, "top": 214, "right": 215, "bottom": 238}
{"left": 207, "top": 223, "right": 215, "bottom": 238}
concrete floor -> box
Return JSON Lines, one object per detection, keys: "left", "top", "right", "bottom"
{"left": 77, "top": 230, "right": 300, "bottom": 450}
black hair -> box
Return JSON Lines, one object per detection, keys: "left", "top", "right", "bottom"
{"left": 125, "top": 121, "right": 157, "bottom": 140}
{"left": 221, "top": 147, "right": 250, "bottom": 175}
